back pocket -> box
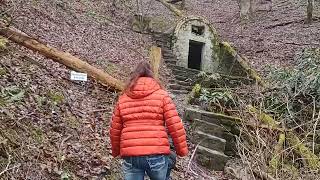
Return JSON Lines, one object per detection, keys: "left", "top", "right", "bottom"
{"left": 122, "top": 157, "right": 133, "bottom": 171}
{"left": 146, "top": 155, "right": 167, "bottom": 171}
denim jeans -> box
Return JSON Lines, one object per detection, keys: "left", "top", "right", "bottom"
{"left": 122, "top": 154, "right": 174, "bottom": 180}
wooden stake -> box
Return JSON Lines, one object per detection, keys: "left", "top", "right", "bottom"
{"left": 149, "top": 46, "right": 162, "bottom": 79}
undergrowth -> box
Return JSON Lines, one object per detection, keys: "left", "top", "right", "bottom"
{"left": 189, "top": 48, "right": 320, "bottom": 179}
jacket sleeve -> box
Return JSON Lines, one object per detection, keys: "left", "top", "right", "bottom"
{"left": 163, "top": 95, "right": 189, "bottom": 157}
{"left": 109, "top": 104, "right": 123, "bottom": 157}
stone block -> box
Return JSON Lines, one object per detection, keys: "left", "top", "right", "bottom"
{"left": 192, "top": 130, "right": 226, "bottom": 152}
{"left": 184, "top": 108, "right": 201, "bottom": 121}
{"left": 196, "top": 146, "right": 229, "bottom": 171}
{"left": 191, "top": 119, "right": 225, "bottom": 137}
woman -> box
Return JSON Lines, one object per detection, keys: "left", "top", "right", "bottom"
{"left": 109, "top": 62, "right": 188, "bottom": 180}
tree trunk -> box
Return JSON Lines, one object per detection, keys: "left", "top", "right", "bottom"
{"left": 0, "top": 24, "right": 125, "bottom": 91}
{"left": 156, "top": 0, "right": 183, "bottom": 17}
{"left": 181, "top": 0, "right": 186, "bottom": 9}
{"left": 248, "top": 105, "right": 320, "bottom": 170}
{"left": 306, "top": 0, "right": 314, "bottom": 24}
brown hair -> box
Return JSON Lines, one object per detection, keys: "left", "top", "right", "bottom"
{"left": 124, "top": 61, "right": 155, "bottom": 92}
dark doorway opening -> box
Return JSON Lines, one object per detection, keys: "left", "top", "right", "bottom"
{"left": 188, "top": 40, "right": 204, "bottom": 70}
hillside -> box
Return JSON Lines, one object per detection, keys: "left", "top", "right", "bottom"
{"left": 1, "top": 0, "right": 320, "bottom": 179}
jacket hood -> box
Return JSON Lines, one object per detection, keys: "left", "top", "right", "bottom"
{"left": 125, "top": 77, "right": 161, "bottom": 99}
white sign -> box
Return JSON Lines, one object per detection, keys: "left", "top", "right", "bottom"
{"left": 70, "top": 71, "right": 88, "bottom": 81}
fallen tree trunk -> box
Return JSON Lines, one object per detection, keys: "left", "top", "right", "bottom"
{"left": 248, "top": 105, "right": 320, "bottom": 170}
{"left": 0, "top": 23, "right": 125, "bottom": 91}
{"left": 269, "top": 133, "right": 285, "bottom": 173}
{"left": 156, "top": 0, "right": 183, "bottom": 17}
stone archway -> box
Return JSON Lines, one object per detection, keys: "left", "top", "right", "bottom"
{"left": 172, "top": 16, "right": 221, "bottom": 73}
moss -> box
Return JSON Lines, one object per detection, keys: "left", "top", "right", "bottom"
{"left": 287, "top": 132, "right": 320, "bottom": 170}
{"left": 269, "top": 133, "right": 286, "bottom": 173}
{"left": 248, "top": 105, "right": 280, "bottom": 128}
{"left": 250, "top": 106, "right": 320, "bottom": 170}
{"left": 65, "top": 114, "right": 80, "bottom": 129}
{"left": 282, "top": 164, "right": 299, "bottom": 178}
{"left": 35, "top": 95, "right": 47, "bottom": 107}
{"left": 48, "top": 91, "right": 64, "bottom": 105}
{"left": 188, "top": 83, "right": 201, "bottom": 103}
{"left": 192, "top": 84, "right": 202, "bottom": 98}
{"left": 0, "top": 68, "right": 7, "bottom": 76}
{"left": 217, "top": 42, "right": 265, "bottom": 86}
{"left": 0, "top": 37, "right": 8, "bottom": 51}
{"left": 31, "top": 128, "right": 45, "bottom": 144}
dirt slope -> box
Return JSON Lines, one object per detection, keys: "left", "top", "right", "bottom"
{"left": 143, "top": 0, "right": 320, "bottom": 74}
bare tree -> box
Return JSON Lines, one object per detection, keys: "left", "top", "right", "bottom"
{"left": 238, "top": 0, "right": 255, "bottom": 20}
{"left": 306, "top": 0, "right": 314, "bottom": 24}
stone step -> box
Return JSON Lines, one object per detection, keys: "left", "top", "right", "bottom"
{"left": 161, "top": 49, "right": 173, "bottom": 54}
{"left": 174, "top": 75, "right": 193, "bottom": 82}
{"left": 193, "top": 130, "right": 226, "bottom": 152}
{"left": 184, "top": 109, "right": 240, "bottom": 157}
{"left": 170, "top": 89, "right": 189, "bottom": 94}
{"left": 164, "top": 59, "right": 177, "bottom": 65}
{"left": 192, "top": 119, "right": 227, "bottom": 138}
{"left": 156, "top": 42, "right": 170, "bottom": 48}
{"left": 196, "top": 146, "right": 229, "bottom": 171}
{"left": 193, "top": 119, "right": 237, "bottom": 157}
{"left": 169, "top": 79, "right": 193, "bottom": 86}
{"left": 184, "top": 107, "right": 241, "bottom": 128}
{"left": 172, "top": 68, "right": 200, "bottom": 77}
{"left": 168, "top": 84, "right": 192, "bottom": 91}
{"left": 167, "top": 64, "right": 201, "bottom": 74}
{"left": 163, "top": 53, "right": 175, "bottom": 59}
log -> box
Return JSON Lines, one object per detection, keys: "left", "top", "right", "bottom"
{"left": 0, "top": 23, "right": 125, "bottom": 91}
{"left": 269, "top": 133, "right": 285, "bottom": 173}
{"left": 156, "top": 0, "right": 183, "bottom": 17}
{"left": 248, "top": 105, "right": 280, "bottom": 128}
{"left": 149, "top": 46, "right": 161, "bottom": 79}
{"left": 249, "top": 105, "right": 320, "bottom": 170}
{"left": 286, "top": 132, "right": 320, "bottom": 170}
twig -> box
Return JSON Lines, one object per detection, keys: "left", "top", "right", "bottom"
{"left": 0, "top": 154, "right": 11, "bottom": 176}
{"left": 187, "top": 139, "right": 203, "bottom": 173}
{"left": 88, "top": 108, "right": 110, "bottom": 113}
{"left": 253, "top": 169, "right": 276, "bottom": 180}
{"left": 0, "top": 154, "right": 19, "bottom": 176}
{"left": 0, "top": 164, "right": 20, "bottom": 176}
{"left": 312, "top": 110, "right": 320, "bottom": 153}
{"left": 265, "top": 19, "right": 302, "bottom": 29}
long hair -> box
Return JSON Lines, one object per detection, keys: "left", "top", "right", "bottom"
{"left": 124, "top": 62, "right": 155, "bottom": 92}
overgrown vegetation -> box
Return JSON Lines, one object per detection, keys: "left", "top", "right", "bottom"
{"left": 189, "top": 48, "right": 320, "bottom": 179}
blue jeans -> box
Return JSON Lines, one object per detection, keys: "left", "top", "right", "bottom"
{"left": 122, "top": 155, "right": 173, "bottom": 180}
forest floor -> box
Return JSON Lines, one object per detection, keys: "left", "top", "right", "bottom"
{"left": 1, "top": 0, "right": 320, "bottom": 179}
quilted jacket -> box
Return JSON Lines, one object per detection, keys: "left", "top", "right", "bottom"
{"left": 109, "top": 77, "right": 188, "bottom": 157}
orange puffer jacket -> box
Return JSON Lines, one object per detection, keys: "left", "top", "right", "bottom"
{"left": 109, "top": 77, "right": 188, "bottom": 157}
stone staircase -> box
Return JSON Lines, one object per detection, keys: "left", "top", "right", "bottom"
{"left": 184, "top": 107, "right": 239, "bottom": 171}
{"left": 153, "top": 33, "right": 200, "bottom": 94}
{"left": 153, "top": 32, "right": 238, "bottom": 171}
